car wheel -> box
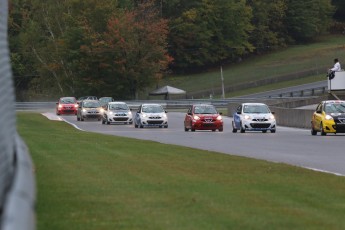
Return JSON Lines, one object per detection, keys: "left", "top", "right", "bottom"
{"left": 106, "top": 120, "right": 110, "bottom": 125}
{"left": 262, "top": 130, "right": 267, "bottom": 133}
{"left": 164, "top": 125, "right": 168, "bottom": 128}
{"left": 240, "top": 122, "right": 245, "bottom": 133}
{"left": 56, "top": 113, "right": 60, "bottom": 116}
{"left": 212, "top": 129, "right": 216, "bottom": 132}
{"left": 232, "top": 122, "right": 237, "bottom": 133}
{"left": 311, "top": 126, "right": 317, "bottom": 135}
{"left": 184, "top": 126, "right": 189, "bottom": 132}
{"left": 81, "top": 117, "right": 84, "bottom": 121}
{"left": 140, "top": 124, "right": 144, "bottom": 128}
{"left": 135, "top": 123, "right": 138, "bottom": 128}
{"left": 320, "top": 122, "right": 326, "bottom": 136}
{"left": 102, "top": 119, "right": 105, "bottom": 124}
{"left": 191, "top": 128, "right": 196, "bottom": 132}
{"left": 129, "top": 122, "right": 133, "bottom": 125}
{"left": 271, "top": 129, "right": 276, "bottom": 133}
{"left": 219, "top": 128, "right": 223, "bottom": 132}
{"left": 77, "top": 116, "right": 80, "bottom": 121}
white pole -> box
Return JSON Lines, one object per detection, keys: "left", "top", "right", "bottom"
{"left": 221, "top": 65, "right": 225, "bottom": 99}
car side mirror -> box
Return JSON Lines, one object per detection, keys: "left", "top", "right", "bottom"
{"left": 237, "top": 111, "right": 241, "bottom": 114}
{"left": 165, "top": 111, "right": 168, "bottom": 113}
{"left": 56, "top": 102, "right": 59, "bottom": 105}
{"left": 271, "top": 112, "right": 275, "bottom": 115}
{"left": 316, "top": 110, "right": 322, "bottom": 114}
{"left": 219, "top": 112, "right": 223, "bottom": 115}
{"left": 188, "top": 112, "right": 192, "bottom": 115}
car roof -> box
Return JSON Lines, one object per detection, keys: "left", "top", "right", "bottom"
{"left": 141, "top": 103, "right": 162, "bottom": 106}
{"left": 82, "top": 99, "right": 99, "bottom": 103}
{"left": 242, "top": 103, "right": 267, "bottom": 106}
{"left": 108, "top": 101, "right": 126, "bottom": 104}
{"left": 322, "top": 100, "right": 345, "bottom": 104}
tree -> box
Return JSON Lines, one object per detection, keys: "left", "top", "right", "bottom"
{"left": 248, "top": 0, "right": 288, "bottom": 53}
{"left": 102, "top": 0, "right": 172, "bottom": 99}
{"left": 285, "top": 0, "right": 334, "bottom": 42}
{"left": 168, "top": 0, "right": 253, "bottom": 71}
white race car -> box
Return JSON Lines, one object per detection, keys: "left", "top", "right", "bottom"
{"left": 134, "top": 104, "right": 168, "bottom": 128}
{"left": 102, "top": 102, "right": 133, "bottom": 125}
{"left": 232, "top": 103, "right": 276, "bottom": 133}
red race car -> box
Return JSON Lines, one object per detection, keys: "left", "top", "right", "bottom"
{"left": 56, "top": 97, "right": 78, "bottom": 115}
{"left": 184, "top": 104, "right": 223, "bottom": 132}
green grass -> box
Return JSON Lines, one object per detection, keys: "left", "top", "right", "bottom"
{"left": 144, "top": 35, "right": 345, "bottom": 98}
{"left": 18, "top": 113, "right": 345, "bottom": 230}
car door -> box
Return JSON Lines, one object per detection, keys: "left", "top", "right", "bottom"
{"left": 184, "top": 106, "right": 193, "bottom": 128}
{"left": 233, "top": 105, "right": 242, "bottom": 129}
{"left": 135, "top": 105, "right": 142, "bottom": 125}
{"left": 313, "top": 103, "right": 323, "bottom": 131}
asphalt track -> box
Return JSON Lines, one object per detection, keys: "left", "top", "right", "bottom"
{"left": 55, "top": 111, "right": 345, "bottom": 176}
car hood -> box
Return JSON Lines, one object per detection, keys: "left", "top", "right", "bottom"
{"left": 245, "top": 113, "right": 273, "bottom": 119}
{"left": 109, "top": 110, "right": 130, "bottom": 113}
{"left": 328, "top": 113, "right": 345, "bottom": 118}
{"left": 194, "top": 114, "right": 220, "bottom": 118}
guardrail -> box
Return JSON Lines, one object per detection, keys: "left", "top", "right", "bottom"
{"left": 273, "top": 86, "right": 327, "bottom": 98}
{"left": 0, "top": 1, "right": 36, "bottom": 229}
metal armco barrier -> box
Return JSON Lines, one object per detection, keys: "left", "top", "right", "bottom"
{"left": 0, "top": 1, "right": 36, "bottom": 229}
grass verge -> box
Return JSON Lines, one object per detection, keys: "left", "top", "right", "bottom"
{"left": 18, "top": 113, "right": 345, "bottom": 230}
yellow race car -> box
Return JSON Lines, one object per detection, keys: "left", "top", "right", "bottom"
{"left": 311, "top": 100, "right": 345, "bottom": 135}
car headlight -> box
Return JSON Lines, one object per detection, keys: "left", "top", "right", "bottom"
{"left": 269, "top": 115, "right": 275, "bottom": 120}
{"left": 82, "top": 109, "right": 87, "bottom": 113}
{"left": 325, "top": 115, "right": 333, "bottom": 120}
{"left": 74, "top": 104, "right": 78, "bottom": 108}
{"left": 216, "top": 115, "right": 222, "bottom": 120}
{"left": 193, "top": 115, "right": 200, "bottom": 120}
{"left": 244, "top": 115, "right": 251, "bottom": 120}
{"left": 100, "top": 108, "right": 104, "bottom": 113}
{"left": 142, "top": 114, "right": 147, "bottom": 118}
{"left": 109, "top": 111, "right": 113, "bottom": 115}
{"left": 163, "top": 114, "right": 167, "bottom": 118}
{"left": 58, "top": 104, "right": 63, "bottom": 108}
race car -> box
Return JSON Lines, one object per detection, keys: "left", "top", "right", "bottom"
{"left": 134, "top": 104, "right": 168, "bottom": 128}
{"left": 102, "top": 102, "right": 133, "bottom": 125}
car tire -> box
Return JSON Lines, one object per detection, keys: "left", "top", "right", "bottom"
{"left": 191, "top": 128, "right": 196, "bottom": 132}
{"left": 262, "top": 130, "right": 267, "bottom": 133}
{"left": 140, "top": 125, "right": 143, "bottom": 128}
{"left": 77, "top": 116, "right": 80, "bottom": 121}
{"left": 102, "top": 119, "right": 105, "bottom": 124}
{"left": 232, "top": 122, "right": 237, "bottom": 133}
{"left": 135, "top": 123, "right": 138, "bottom": 128}
{"left": 164, "top": 125, "right": 168, "bottom": 128}
{"left": 311, "top": 126, "right": 317, "bottom": 135}
{"left": 271, "top": 129, "right": 276, "bottom": 133}
{"left": 320, "top": 122, "right": 326, "bottom": 136}
{"left": 212, "top": 129, "right": 216, "bottom": 132}
{"left": 219, "top": 128, "right": 223, "bottom": 132}
{"left": 81, "top": 117, "right": 84, "bottom": 121}
{"left": 106, "top": 120, "right": 110, "bottom": 125}
{"left": 184, "top": 126, "right": 189, "bottom": 132}
{"left": 240, "top": 122, "right": 245, "bottom": 133}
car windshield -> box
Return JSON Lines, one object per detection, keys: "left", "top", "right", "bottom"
{"left": 109, "top": 104, "right": 128, "bottom": 110}
{"left": 83, "top": 101, "right": 101, "bottom": 108}
{"left": 100, "top": 97, "right": 113, "bottom": 103}
{"left": 324, "top": 102, "right": 345, "bottom": 113}
{"left": 142, "top": 105, "right": 164, "bottom": 113}
{"left": 60, "top": 98, "right": 76, "bottom": 104}
{"left": 243, "top": 105, "right": 270, "bottom": 114}
{"left": 194, "top": 105, "right": 217, "bottom": 114}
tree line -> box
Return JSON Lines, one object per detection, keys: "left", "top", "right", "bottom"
{"left": 9, "top": 0, "right": 343, "bottom": 100}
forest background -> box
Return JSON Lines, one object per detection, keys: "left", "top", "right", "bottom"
{"left": 9, "top": 0, "right": 345, "bottom": 100}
